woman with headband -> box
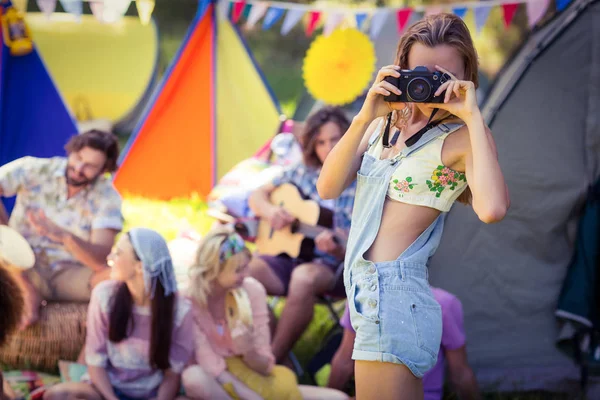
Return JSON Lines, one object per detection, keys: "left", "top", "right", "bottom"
{"left": 44, "top": 228, "right": 195, "bottom": 400}
{"left": 182, "top": 227, "right": 347, "bottom": 400}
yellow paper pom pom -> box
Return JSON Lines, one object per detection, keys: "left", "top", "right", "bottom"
{"left": 303, "top": 28, "right": 377, "bottom": 106}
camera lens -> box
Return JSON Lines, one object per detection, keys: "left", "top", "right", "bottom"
{"left": 407, "top": 77, "right": 431, "bottom": 102}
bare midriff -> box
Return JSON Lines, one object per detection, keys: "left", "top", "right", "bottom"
{"left": 364, "top": 199, "right": 441, "bottom": 263}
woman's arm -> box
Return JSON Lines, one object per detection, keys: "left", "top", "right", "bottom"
{"left": 88, "top": 365, "right": 119, "bottom": 400}
{"left": 431, "top": 66, "right": 509, "bottom": 223}
{"left": 318, "top": 65, "right": 405, "bottom": 200}
{"left": 464, "top": 117, "right": 510, "bottom": 223}
{"left": 154, "top": 369, "right": 181, "bottom": 400}
{"left": 317, "top": 117, "right": 378, "bottom": 200}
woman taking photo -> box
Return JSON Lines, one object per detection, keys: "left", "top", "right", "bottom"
{"left": 317, "top": 13, "right": 509, "bottom": 400}
{"left": 44, "top": 228, "right": 194, "bottom": 400}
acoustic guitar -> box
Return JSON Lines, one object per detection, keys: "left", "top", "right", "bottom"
{"left": 254, "top": 183, "right": 346, "bottom": 259}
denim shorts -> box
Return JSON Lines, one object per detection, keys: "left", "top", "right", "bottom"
{"left": 347, "top": 258, "right": 442, "bottom": 378}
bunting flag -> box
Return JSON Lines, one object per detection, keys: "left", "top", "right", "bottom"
{"left": 556, "top": 0, "right": 572, "bottom": 11}
{"left": 502, "top": 3, "right": 519, "bottom": 28}
{"left": 232, "top": 0, "right": 246, "bottom": 24}
{"left": 305, "top": 10, "right": 321, "bottom": 37}
{"left": 36, "top": 0, "right": 57, "bottom": 18}
{"left": 526, "top": 0, "right": 549, "bottom": 27}
{"left": 452, "top": 7, "right": 468, "bottom": 19}
{"left": 135, "top": 0, "right": 155, "bottom": 26}
{"left": 245, "top": 1, "right": 268, "bottom": 28}
{"left": 59, "top": 0, "right": 82, "bottom": 20}
{"left": 281, "top": 8, "right": 305, "bottom": 35}
{"left": 90, "top": 1, "right": 104, "bottom": 21}
{"left": 396, "top": 8, "right": 413, "bottom": 35}
{"left": 355, "top": 12, "right": 368, "bottom": 31}
{"left": 474, "top": 5, "right": 492, "bottom": 33}
{"left": 262, "top": 7, "right": 284, "bottom": 30}
{"left": 323, "top": 11, "right": 345, "bottom": 36}
{"left": 369, "top": 9, "right": 389, "bottom": 39}
{"left": 217, "top": 0, "right": 230, "bottom": 18}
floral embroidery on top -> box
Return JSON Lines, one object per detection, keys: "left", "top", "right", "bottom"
{"left": 426, "top": 165, "right": 466, "bottom": 198}
{"left": 393, "top": 177, "right": 416, "bottom": 195}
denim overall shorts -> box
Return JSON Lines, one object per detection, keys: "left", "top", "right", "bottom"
{"left": 343, "top": 122, "right": 463, "bottom": 378}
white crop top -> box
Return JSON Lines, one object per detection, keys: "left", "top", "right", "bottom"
{"left": 367, "top": 122, "right": 468, "bottom": 212}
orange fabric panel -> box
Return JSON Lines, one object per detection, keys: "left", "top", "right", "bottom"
{"left": 114, "top": 5, "right": 214, "bottom": 199}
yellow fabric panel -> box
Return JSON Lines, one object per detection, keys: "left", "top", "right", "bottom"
{"left": 225, "top": 357, "right": 302, "bottom": 400}
{"left": 26, "top": 12, "right": 158, "bottom": 122}
{"left": 216, "top": 14, "right": 280, "bottom": 179}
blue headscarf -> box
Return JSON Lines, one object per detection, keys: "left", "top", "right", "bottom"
{"left": 128, "top": 227, "right": 178, "bottom": 298}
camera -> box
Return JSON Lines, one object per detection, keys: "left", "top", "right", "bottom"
{"left": 383, "top": 66, "right": 450, "bottom": 103}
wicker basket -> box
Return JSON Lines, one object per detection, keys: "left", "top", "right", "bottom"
{"left": 0, "top": 302, "right": 87, "bottom": 373}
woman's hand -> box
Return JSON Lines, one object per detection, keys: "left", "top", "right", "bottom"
{"left": 429, "top": 65, "right": 480, "bottom": 122}
{"left": 230, "top": 320, "right": 254, "bottom": 355}
{"left": 357, "top": 65, "right": 406, "bottom": 122}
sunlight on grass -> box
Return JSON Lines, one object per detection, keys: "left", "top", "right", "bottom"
{"left": 122, "top": 194, "right": 215, "bottom": 240}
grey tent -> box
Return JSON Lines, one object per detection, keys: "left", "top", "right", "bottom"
{"left": 428, "top": 0, "right": 600, "bottom": 394}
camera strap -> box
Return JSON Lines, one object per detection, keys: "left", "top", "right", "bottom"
{"left": 382, "top": 108, "right": 442, "bottom": 149}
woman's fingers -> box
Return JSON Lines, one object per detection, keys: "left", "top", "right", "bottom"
{"left": 453, "top": 82, "right": 462, "bottom": 99}
{"left": 444, "top": 81, "right": 455, "bottom": 104}
{"left": 434, "top": 81, "right": 452, "bottom": 97}
{"left": 379, "top": 80, "right": 402, "bottom": 95}
{"left": 375, "top": 66, "right": 401, "bottom": 82}
{"left": 435, "top": 64, "right": 458, "bottom": 81}
{"left": 370, "top": 85, "right": 391, "bottom": 97}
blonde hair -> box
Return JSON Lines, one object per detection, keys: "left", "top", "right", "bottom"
{"left": 188, "top": 226, "right": 250, "bottom": 307}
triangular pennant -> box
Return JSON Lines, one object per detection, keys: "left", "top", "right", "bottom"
{"left": 281, "top": 8, "right": 305, "bottom": 35}
{"left": 90, "top": 1, "right": 104, "bottom": 22}
{"left": 136, "top": 0, "right": 155, "bottom": 26}
{"left": 305, "top": 10, "right": 321, "bottom": 37}
{"left": 323, "top": 11, "right": 345, "bottom": 36}
{"left": 232, "top": 0, "right": 246, "bottom": 23}
{"left": 355, "top": 12, "right": 368, "bottom": 31}
{"left": 216, "top": 0, "right": 230, "bottom": 19}
{"left": 452, "top": 7, "right": 468, "bottom": 19}
{"left": 246, "top": 1, "right": 268, "bottom": 29}
{"left": 526, "top": 0, "right": 550, "bottom": 27}
{"left": 502, "top": 4, "right": 519, "bottom": 28}
{"left": 425, "top": 6, "right": 443, "bottom": 16}
{"left": 262, "top": 7, "right": 285, "bottom": 30}
{"left": 36, "top": 0, "right": 57, "bottom": 18}
{"left": 369, "top": 9, "right": 389, "bottom": 39}
{"left": 12, "top": 0, "right": 28, "bottom": 13}
{"left": 104, "top": 0, "right": 132, "bottom": 23}
{"left": 396, "top": 8, "right": 413, "bottom": 35}
{"left": 474, "top": 5, "right": 492, "bottom": 33}
{"left": 59, "top": 0, "right": 82, "bottom": 19}
{"left": 556, "top": 0, "right": 572, "bottom": 11}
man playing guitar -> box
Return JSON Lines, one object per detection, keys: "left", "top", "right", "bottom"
{"left": 247, "top": 106, "right": 356, "bottom": 364}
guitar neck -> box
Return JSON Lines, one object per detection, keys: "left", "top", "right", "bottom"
{"left": 296, "top": 223, "right": 328, "bottom": 240}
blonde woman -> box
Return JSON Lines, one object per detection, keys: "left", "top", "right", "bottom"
{"left": 182, "top": 227, "right": 348, "bottom": 400}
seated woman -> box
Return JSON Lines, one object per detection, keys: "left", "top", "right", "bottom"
{"left": 247, "top": 106, "right": 356, "bottom": 362}
{"left": 182, "top": 227, "right": 348, "bottom": 400}
{"left": 44, "top": 228, "right": 194, "bottom": 400}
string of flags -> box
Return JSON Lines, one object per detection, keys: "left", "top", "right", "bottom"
{"left": 221, "top": 0, "right": 569, "bottom": 38}
{"left": 15, "top": 0, "right": 573, "bottom": 34}
{"left": 18, "top": 0, "right": 155, "bottom": 25}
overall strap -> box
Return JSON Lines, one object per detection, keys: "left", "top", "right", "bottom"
{"left": 396, "top": 122, "right": 464, "bottom": 160}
